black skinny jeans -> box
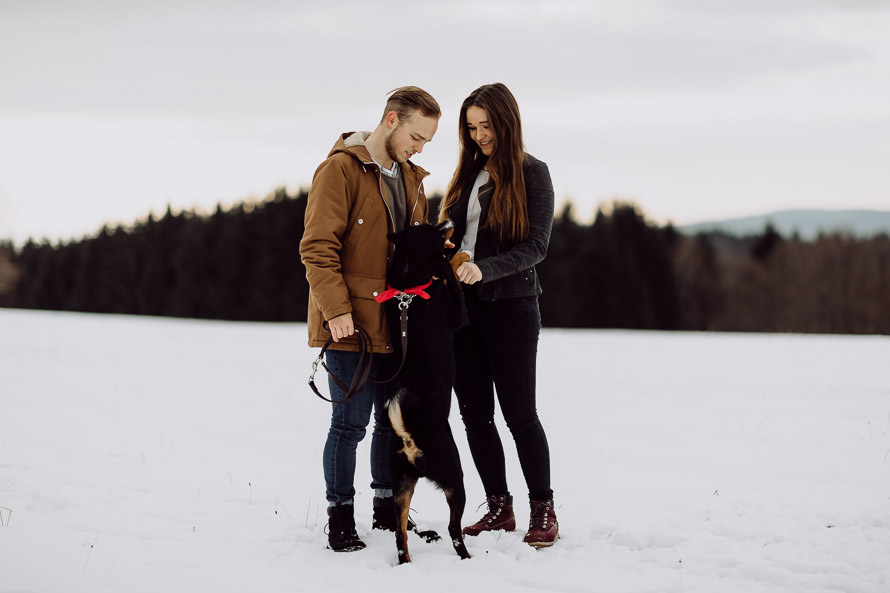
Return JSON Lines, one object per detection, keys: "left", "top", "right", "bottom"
{"left": 453, "top": 293, "right": 553, "bottom": 502}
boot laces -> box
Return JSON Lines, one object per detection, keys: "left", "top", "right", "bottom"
{"left": 530, "top": 501, "right": 552, "bottom": 529}
{"left": 471, "top": 496, "right": 505, "bottom": 525}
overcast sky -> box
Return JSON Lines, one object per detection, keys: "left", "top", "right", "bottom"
{"left": 1, "top": 0, "right": 889, "bottom": 244}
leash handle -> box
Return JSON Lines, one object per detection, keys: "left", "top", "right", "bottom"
{"left": 308, "top": 309, "right": 411, "bottom": 404}
{"left": 308, "top": 326, "right": 373, "bottom": 404}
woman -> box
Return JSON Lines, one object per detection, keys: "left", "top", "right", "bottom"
{"left": 439, "top": 83, "right": 557, "bottom": 547}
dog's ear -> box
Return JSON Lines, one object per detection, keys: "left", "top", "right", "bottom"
{"left": 434, "top": 219, "right": 454, "bottom": 238}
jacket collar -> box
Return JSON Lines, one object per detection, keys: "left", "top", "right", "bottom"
{"left": 331, "top": 131, "right": 429, "bottom": 179}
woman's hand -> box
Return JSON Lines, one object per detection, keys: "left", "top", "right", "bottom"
{"left": 456, "top": 261, "right": 483, "bottom": 285}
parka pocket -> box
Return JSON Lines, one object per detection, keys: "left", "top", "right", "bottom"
{"left": 343, "top": 272, "right": 387, "bottom": 301}
{"left": 342, "top": 271, "right": 389, "bottom": 349}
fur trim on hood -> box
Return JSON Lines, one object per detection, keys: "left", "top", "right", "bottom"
{"left": 343, "top": 131, "right": 371, "bottom": 148}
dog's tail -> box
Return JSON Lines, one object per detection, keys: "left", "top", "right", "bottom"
{"left": 388, "top": 391, "right": 423, "bottom": 465}
{"left": 387, "top": 391, "right": 410, "bottom": 441}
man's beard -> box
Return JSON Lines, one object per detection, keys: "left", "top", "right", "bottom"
{"left": 384, "top": 126, "right": 402, "bottom": 164}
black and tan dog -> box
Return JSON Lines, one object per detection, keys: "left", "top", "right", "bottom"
{"left": 377, "top": 220, "right": 471, "bottom": 564}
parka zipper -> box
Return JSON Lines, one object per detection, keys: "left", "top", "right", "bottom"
{"left": 409, "top": 165, "right": 429, "bottom": 223}
{"left": 374, "top": 165, "right": 398, "bottom": 232}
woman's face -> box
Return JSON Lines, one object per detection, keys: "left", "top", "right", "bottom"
{"left": 466, "top": 105, "right": 495, "bottom": 156}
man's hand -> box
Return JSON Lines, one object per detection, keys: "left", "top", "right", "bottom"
{"left": 456, "top": 261, "right": 482, "bottom": 285}
{"left": 328, "top": 312, "right": 354, "bottom": 342}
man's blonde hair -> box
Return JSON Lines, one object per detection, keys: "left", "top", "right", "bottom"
{"left": 382, "top": 86, "right": 441, "bottom": 122}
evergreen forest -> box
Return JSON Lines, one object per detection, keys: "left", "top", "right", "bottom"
{"left": 1, "top": 188, "right": 888, "bottom": 334}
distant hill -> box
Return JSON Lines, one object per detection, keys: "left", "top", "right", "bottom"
{"left": 680, "top": 209, "right": 890, "bottom": 240}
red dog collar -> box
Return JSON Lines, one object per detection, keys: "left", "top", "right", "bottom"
{"left": 374, "top": 280, "right": 433, "bottom": 303}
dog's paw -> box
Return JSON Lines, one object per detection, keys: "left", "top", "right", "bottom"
{"left": 414, "top": 528, "right": 442, "bottom": 543}
{"left": 449, "top": 251, "right": 471, "bottom": 276}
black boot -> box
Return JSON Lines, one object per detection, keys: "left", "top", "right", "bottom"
{"left": 372, "top": 496, "right": 416, "bottom": 532}
{"left": 327, "top": 504, "right": 365, "bottom": 552}
{"left": 372, "top": 496, "right": 440, "bottom": 542}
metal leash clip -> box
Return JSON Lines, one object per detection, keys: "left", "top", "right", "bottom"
{"left": 396, "top": 293, "right": 414, "bottom": 310}
{"left": 310, "top": 357, "right": 320, "bottom": 383}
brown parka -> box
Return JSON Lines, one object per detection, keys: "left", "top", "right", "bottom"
{"left": 300, "top": 132, "right": 430, "bottom": 353}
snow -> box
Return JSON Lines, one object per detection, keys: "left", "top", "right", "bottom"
{"left": 1, "top": 309, "right": 888, "bottom": 592}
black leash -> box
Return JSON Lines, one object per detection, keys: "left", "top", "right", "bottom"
{"left": 308, "top": 305, "right": 411, "bottom": 404}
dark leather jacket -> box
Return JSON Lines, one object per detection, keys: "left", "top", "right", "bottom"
{"left": 447, "top": 153, "right": 554, "bottom": 301}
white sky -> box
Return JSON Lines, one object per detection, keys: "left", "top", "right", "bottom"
{"left": 1, "top": 0, "right": 889, "bottom": 244}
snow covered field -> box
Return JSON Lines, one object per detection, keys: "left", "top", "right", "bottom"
{"left": 1, "top": 309, "right": 888, "bottom": 593}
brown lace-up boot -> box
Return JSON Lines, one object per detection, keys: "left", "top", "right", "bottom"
{"left": 462, "top": 494, "right": 516, "bottom": 536}
{"left": 523, "top": 499, "right": 559, "bottom": 547}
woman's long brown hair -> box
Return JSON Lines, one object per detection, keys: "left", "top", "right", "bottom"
{"left": 439, "top": 83, "right": 528, "bottom": 242}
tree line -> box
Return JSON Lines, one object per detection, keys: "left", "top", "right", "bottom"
{"left": 1, "top": 188, "right": 888, "bottom": 334}
{"left": 1, "top": 189, "right": 309, "bottom": 321}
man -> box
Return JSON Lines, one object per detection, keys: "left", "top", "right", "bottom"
{"left": 300, "top": 86, "right": 440, "bottom": 552}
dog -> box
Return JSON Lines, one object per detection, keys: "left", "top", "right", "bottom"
{"left": 377, "top": 220, "right": 471, "bottom": 564}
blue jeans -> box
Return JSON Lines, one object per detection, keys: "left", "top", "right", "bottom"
{"left": 322, "top": 349, "right": 399, "bottom": 505}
